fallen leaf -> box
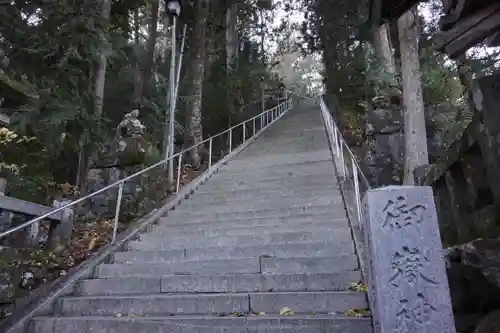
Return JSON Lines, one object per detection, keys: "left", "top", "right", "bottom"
{"left": 87, "top": 237, "right": 97, "bottom": 251}
{"left": 348, "top": 282, "right": 368, "bottom": 292}
{"left": 344, "top": 308, "right": 371, "bottom": 317}
{"left": 280, "top": 307, "right": 293, "bottom": 316}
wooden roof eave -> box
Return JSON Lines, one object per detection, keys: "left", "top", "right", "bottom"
{"left": 433, "top": 2, "right": 500, "bottom": 59}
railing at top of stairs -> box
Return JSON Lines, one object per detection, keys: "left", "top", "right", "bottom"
{"left": 318, "top": 94, "right": 456, "bottom": 333}
{"left": 0, "top": 97, "right": 294, "bottom": 245}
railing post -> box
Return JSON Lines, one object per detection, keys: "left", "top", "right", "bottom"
{"left": 334, "top": 127, "right": 341, "bottom": 157}
{"left": 339, "top": 140, "right": 346, "bottom": 178}
{"left": 352, "top": 162, "right": 362, "bottom": 225}
{"left": 111, "top": 182, "right": 124, "bottom": 244}
{"left": 229, "top": 128, "right": 233, "bottom": 151}
{"left": 208, "top": 138, "right": 213, "bottom": 171}
{"left": 253, "top": 118, "right": 256, "bottom": 136}
{"left": 176, "top": 152, "right": 183, "bottom": 193}
{"left": 242, "top": 122, "right": 246, "bottom": 143}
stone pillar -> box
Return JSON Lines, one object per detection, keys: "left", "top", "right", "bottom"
{"left": 363, "top": 107, "right": 404, "bottom": 187}
{"left": 24, "top": 215, "right": 40, "bottom": 247}
{"left": 363, "top": 185, "right": 455, "bottom": 333}
{"left": 474, "top": 74, "right": 500, "bottom": 204}
{"left": 48, "top": 199, "right": 75, "bottom": 250}
{"left": 0, "top": 178, "right": 13, "bottom": 237}
{"left": 444, "top": 168, "right": 473, "bottom": 243}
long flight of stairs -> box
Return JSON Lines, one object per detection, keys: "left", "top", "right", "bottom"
{"left": 29, "top": 102, "right": 373, "bottom": 332}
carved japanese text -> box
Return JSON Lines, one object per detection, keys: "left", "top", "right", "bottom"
{"left": 389, "top": 246, "right": 438, "bottom": 287}
{"left": 382, "top": 196, "right": 426, "bottom": 230}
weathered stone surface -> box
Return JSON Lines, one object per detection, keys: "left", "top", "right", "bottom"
{"left": 476, "top": 73, "right": 500, "bottom": 204}
{"left": 445, "top": 238, "right": 500, "bottom": 332}
{"left": 0, "top": 272, "right": 14, "bottom": 302}
{"left": 474, "top": 309, "right": 500, "bottom": 333}
{"left": 363, "top": 108, "right": 404, "bottom": 187}
{"left": 363, "top": 185, "right": 455, "bottom": 333}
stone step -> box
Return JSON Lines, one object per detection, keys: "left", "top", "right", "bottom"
{"left": 215, "top": 160, "right": 334, "bottom": 176}
{"left": 193, "top": 186, "right": 340, "bottom": 198}
{"left": 165, "top": 206, "right": 344, "bottom": 221}
{"left": 97, "top": 256, "right": 358, "bottom": 278}
{"left": 30, "top": 315, "right": 373, "bottom": 333}
{"left": 200, "top": 179, "right": 336, "bottom": 192}
{"left": 154, "top": 216, "right": 348, "bottom": 230}
{"left": 144, "top": 226, "right": 351, "bottom": 243}
{"left": 176, "top": 196, "right": 343, "bottom": 212}
{"left": 115, "top": 241, "right": 355, "bottom": 263}
{"left": 206, "top": 174, "right": 336, "bottom": 188}
{"left": 184, "top": 189, "right": 341, "bottom": 205}
{"left": 223, "top": 152, "right": 332, "bottom": 169}
{"left": 127, "top": 231, "right": 353, "bottom": 251}
{"left": 150, "top": 222, "right": 351, "bottom": 238}
{"left": 195, "top": 183, "right": 339, "bottom": 194}
{"left": 210, "top": 170, "right": 335, "bottom": 183}
{"left": 161, "top": 211, "right": 344, "bottom": 226}
{"left": 97, "top": 257, "right": 259, "bottom": 278}
{"left": 56, "top": 292, "right": 367, "bottom": 317}
{"left": 173, "top": 203, "right": 345, "bottom": 216}
{"left": 77, "top": 271, "right": 363, "bottom": 296}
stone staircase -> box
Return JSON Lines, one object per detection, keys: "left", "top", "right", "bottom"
{"left": 29, "top": 102, "right": 373, "bottom": 332}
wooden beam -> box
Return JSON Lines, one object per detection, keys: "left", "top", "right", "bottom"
{"left": 442, "top": 0, "right": 453, "bottom": 14}
{"left": 445, "top": 10, "right": 500, "bottom": 58}
{"left": 370, "top": 0, "right": 383, "bottom": 26}
{"left": 438, "top": 0, "right": 467, "bottom": 29}
{"left": 486, "top": 31, "right": 500, "bottom": 46}
{"left": 434, "top": 2, "right": 500, "bottom": 58}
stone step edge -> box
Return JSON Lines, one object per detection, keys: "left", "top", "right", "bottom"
{"left": 32, "top": 314, "right": 371, "bottom": 322}
{"left": 61, "top": 291, "right": 366, "bottom": 301}
{"left": 76, "top": 271, "right": 363, "bottom": 295}
{"left": 158, "top": 214, "right": 347, "bottom": 224}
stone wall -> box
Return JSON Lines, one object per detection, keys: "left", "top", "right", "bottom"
{"left": 413, "top": 73, "right": 500, "bottom": 246}
{"left": 413, "top": 72, "right": 500, "bottom": 332}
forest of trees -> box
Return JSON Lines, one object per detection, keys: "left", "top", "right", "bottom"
{"left": 0, "top": 0, "right": 310, "bottom": 204}
{"left": 1, "top": 0, "right": 499, "bottom": 203}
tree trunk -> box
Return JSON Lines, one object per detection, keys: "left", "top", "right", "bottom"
{"left": 363, "top": 21, "right": 405, "bottom": 187}
{"left": 141, "top": 0, "right": 160, "bottom": 98}
{"left": 226, "top": 3, "right": 238, "bottom": 71}
{"left": 372, "top": 23, "right": 397, "bottom": 77}
{"left": 132, "top": 9, "right": 142, "bottom": 103}
{"left": 93, "top": 0, "right": 112, "bottom": 119}
{"left": 226, "top": 3, "right": 239, "bottom": 127}
{"left": 80, "top": 0, "right": 112, "bottom": 192}
{"left": 398, "top": 7, "right": 429, "bottom": 184}
{"left": 184, "top": 1, "right": 209, "bottom": 168}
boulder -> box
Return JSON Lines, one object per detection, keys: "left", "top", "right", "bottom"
{"left": 446, "top": 238, "right": 500, "bottom": 332}
{"left": 475, "top": 309, "right": 500, "bottom": 333}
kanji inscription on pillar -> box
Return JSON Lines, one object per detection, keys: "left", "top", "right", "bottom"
{"left": 363, "top": 186, "right": 455, "bottom": 333}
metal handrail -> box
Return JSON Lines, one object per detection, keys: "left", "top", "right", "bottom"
{"left": 0, "top": 97, "right": 293, "bottom": 241}
{"left": 318, "top": 95, "right": 370, "bottom": 224}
